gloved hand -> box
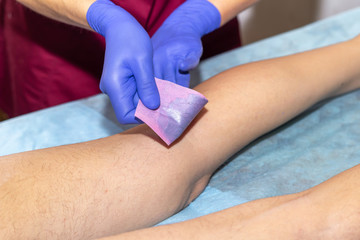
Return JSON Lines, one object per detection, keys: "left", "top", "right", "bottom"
{"left": 151, "top": 0, "right": 221, "bottom": 87}
{"left": 87, "top": 0, "right": 160, "bottom": 124}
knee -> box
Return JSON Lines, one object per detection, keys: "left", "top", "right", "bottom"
{"left": 185, "top": 174, "right": 212, "bottom": 206}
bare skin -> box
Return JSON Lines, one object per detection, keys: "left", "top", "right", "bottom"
{"left": 1, "top": 36, "right": 360, "bottom": 239}
{"left": 15, "top": 0, "right": 94, "bottom": 29}
{"left": 210, "top": 0, "right": 258, "bottom": 25}
{"left": 101, "top": 164, "right": 360, "bottom": 240}
{"left": 15, "top": 0, "right": 258, "bottom": 29}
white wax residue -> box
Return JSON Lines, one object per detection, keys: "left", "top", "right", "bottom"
{"left": 164, "top": 107, "right": 182, "bottom": 124}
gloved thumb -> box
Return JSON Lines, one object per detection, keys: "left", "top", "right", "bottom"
{"left": 179, "top": 54, "right": 201, "bottom": 72}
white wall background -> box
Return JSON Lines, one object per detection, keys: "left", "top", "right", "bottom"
{"left": 239, "top": 0, "right": 360, "bottom": 44}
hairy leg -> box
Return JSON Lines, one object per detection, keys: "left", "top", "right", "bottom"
{"left": 1, "top": 36, "right": 360, "bottom": 239}
{"left": 109, "top": 164, "right": 360, "bottom": 240}
{"left": 99, "top": 36, "right": 360, "bottom": 240}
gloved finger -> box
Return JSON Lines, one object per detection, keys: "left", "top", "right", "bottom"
{"left": 179, "top": 55, "right": 200, "bottom": 72}
{"left": 133, "top": 93, "right": 140, "bottom": 107}
{"left": 176, "top": 54, "right": 199, "bottom": 87}
{"left": 109, "top": 93, "right": 140, "bottom": 124}
{"left": 153, "top": 56, "right": 165, "bottom": 80}
{"left": 175, "top": 70, "right": 191, "bottom": 87}
{"left": 162, "top": 61, "right": 178, "bottom": 83}
{"left": 153, "top": 53, "right": 177, "bottom": 83}
{"left": 131, "top": 59, "right": 160, "bottom": 110}
{"left": 132, "top": 93, "right": 144, "bottom": 123}
{"left": 106, "top": 78, "right": 140, "bottom": 124}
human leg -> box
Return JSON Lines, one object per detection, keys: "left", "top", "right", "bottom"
{"left": 98, "top": 36, "right": 360, "bottom": 240}
{"left": 108, "top": 163, "right": 360, "bottom": 240}
{"left": 1, "top": 36, "right": 359, "bottom": 239}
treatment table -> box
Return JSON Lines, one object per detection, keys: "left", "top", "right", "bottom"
{"left": 0, "top": 7, "right": 359, "bottom": 225}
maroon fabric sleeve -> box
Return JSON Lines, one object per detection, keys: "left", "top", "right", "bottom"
{"left": 202, "top": 18, "right": 241, "bottom": 59}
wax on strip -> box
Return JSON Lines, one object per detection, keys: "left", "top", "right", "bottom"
{"left": 135, "top": 78, "right": 208, "bottom": 145}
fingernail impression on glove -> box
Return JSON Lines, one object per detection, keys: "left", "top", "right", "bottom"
{"left": 135, "top": 78, "right": 208, "bottom": 145}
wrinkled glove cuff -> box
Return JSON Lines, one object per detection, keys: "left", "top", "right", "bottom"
{"left": 86, "top": 0, "right": 124, "bottom": 36}
{"left": 167, "top": 0, "right": 221, "bottom": 36}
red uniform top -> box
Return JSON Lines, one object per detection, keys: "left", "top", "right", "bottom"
{"left": 0, "top": 0, "right": 240, "bottom": 117}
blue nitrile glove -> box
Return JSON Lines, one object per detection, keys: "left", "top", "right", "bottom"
{"left": 151, "top": 0, "right": 221, "bottom": 87}
{"left": 87, "top": 0, "right": 160, "bottom": 124}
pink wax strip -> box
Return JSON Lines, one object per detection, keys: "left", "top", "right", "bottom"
{"left": 135, "top": 78, "right": 208, "bottom": 145}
